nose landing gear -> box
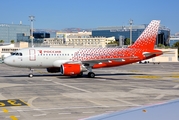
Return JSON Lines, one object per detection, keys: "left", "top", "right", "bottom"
{"left": 28, "top": 68, "right": 34, "bottom": 78}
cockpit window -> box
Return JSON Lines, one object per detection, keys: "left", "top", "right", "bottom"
{"left": 11, "top": 52, "right": 23, "bottom": 56}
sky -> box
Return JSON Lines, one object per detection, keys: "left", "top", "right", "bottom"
{"left": 0, "top": 0, "right": 178, "bottom": 34}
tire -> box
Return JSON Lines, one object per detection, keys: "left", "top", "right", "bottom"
{"left": 88, "top": 72, "right": 95, "bottom": 78}
{"left": 28, "top": 73, "right": 33, "bottom": 78}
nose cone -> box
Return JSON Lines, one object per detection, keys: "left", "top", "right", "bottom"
{"left": 4, "top": 57, "right": 12, "bottom": 66}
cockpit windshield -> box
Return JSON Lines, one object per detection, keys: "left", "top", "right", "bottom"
{"left": 11, "top": 52, "right": 23, "bottom": 56}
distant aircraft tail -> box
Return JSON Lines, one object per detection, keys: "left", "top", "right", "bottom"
{"left": 128, "top": 20, "right": 160, "bottom": 50}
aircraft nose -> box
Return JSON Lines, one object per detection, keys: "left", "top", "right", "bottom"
{"left": 4, "top": 57, "right": 11, "bottom": 65}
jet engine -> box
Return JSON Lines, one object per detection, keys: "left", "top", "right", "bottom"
{"left": 47, "top": 67, "right": 60, "bottom": 73}
{"left": 60, "top": 64, "right": 87, "bottom": 76}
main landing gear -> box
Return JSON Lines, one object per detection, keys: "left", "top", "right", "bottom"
{"left": 28, "top": 68, "right": 34, "bottom": 78}
{"left": 87, "top": 72, "right": 95, "bottom": 78}
{"left": 77, "top": 71, "right": 95, "bottom": 78}
{"left": 87, "top": 67, "right": 95, "bottom": 78}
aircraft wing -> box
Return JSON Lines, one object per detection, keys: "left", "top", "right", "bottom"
{"left": 82, "top": 99, "right": 179, "bottom": 120}
{"left": 81, "top": 56, "right": 140, "bottom": 66}
{"left": 63, "top": 56, "right": 140, "bottom": 67}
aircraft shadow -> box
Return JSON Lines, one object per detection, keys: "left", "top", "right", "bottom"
{"left": 2, "top": 73, "right": 146, "bottom": 80}
{"left": 3, "top": 74, "right": 61, "bottom": 78}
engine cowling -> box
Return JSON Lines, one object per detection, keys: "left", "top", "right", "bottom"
{"left": 60, "top": 64, "right": 87, "bottom": 76}
{"left": 47, "top": 67, "right": 60, "bottom": 73}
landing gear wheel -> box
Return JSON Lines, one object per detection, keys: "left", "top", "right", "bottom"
{"left": 28, "top": 73, "right": 33, "bottom": 78}
{"left": 88, "top": 72, "right": 95, "bottom": 78}
{"left": 28, "top": 68, "right": 34, "bottom": 78}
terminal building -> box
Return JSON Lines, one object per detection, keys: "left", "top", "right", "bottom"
{"left": 92, "top": 24, "right": 170, "bottom": 46}
{"left": 0, "top": 22, "right": 30, "bottom": 43}
{"left": 43, "top": 32, "right": 115, "bottom": 48}
{"left": 169, "top": 33, "right": 179, "bottom": 47}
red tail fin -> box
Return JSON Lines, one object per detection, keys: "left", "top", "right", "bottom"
{"left": 128, "top": 20, "right": 160, "bottom": 50}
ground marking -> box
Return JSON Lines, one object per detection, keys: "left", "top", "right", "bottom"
{"left": 2, "top": 108, "right": 8, "bottom": 113}
{"left": 58, "top": 113, "right": 71, "bottom": 115}
{"left": 154, "top": 94, "right": 165, "bottom": 99}
{"left": 82, "top": 111, "right": 95, "bottom": 114}
{"left": 173, "top": 84, "right": 179, "bottom": 88}
{"left": 53, "top": 81, "right": 92, "bottom": 93}
{"left": 33, "top": 114, "right": 46, "bottom": 117}
{"left": 43, "top": 79, "right": 52, "bottom": 81}
{"left": 10, "top": 116, "right": 18, "bottom": 120}
{"left": 112, "top": 98, "right": 140, "bottom": 106}
{"left": 27, "top": 97, "right": 38, "bottom": 108}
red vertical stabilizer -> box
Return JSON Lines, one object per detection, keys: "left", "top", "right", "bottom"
{"left": 128, "top": 20, "right": 160, "bottom": 50}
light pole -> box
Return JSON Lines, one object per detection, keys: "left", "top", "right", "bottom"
{"left": 29, "top": 15, "right": 35, "bottom": 47}
{"left": 8, "top": 26, "right": 9, "bottom": 43}
{"left": 129, "top": 19, "right": 133, "bottom": 45}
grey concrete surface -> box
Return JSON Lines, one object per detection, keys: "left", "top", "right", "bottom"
{"left": 0, "top": 62, "right": 178, "bottom": 120}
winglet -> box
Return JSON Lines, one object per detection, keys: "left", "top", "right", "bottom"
{"left": 128, "top": 20, "right": 160, "bottom": 50}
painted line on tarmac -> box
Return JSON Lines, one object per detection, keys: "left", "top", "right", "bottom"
{"left": 14, "top": 105, "right": 109, "bottom": 113}
{"left": 129, "top": 70, "right": 140, "bottom": 72}
{"left": 53, "top": 81, "right": 92, "bottom": 93}
{"left": 173, "top": 84, "right": 179, "bottom": 88}
{"left": 85, "top": 99, "right": 108, "bottom": 107}
{"left": 133, "top": 75, "right": 161, "bottom": 79}
{"left": 43, "top": 79, "right": 52, "bottom": 81}
{"left": 170, "top": 75, "right": 179, "bottom": 78}
{"left": 2, "top": 108, "right": 19, "bottom": 120}
{"left": 0, "top": 93, "right": 7, "bottom": 100}
{"left": 154, "top": 94, "right": 165, "bottom": 99}
{"left": 27, "top": 97, "right": 38, "bottom": 108}
{"left": 33, "top": 114, "right": 46, "bottom": 117}
{"left": 112, "top": 98, "right": 140, "bottom": 106}
{"left": 82, "top": 111, "right": 95, "bottom": 114}
{"left": 10, "top": 116, "right": 18, "bottom": 120}
{"left": 58, "top": 112, "right": 71, "bottom": 115}
{"left": 2, "top": 108, "right": 8, "bottom": 113}
{"left": 0, "top": 99, "right": 28, "bottom": 107}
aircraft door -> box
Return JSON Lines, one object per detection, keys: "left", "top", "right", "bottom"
{"left": 29, "top": 49, "right": 36, "bottom": 61}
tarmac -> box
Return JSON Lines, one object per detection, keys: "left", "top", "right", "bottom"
{"left": 0, "top": 62, "right": 179, "bottom": 120}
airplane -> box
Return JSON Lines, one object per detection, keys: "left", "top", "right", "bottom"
{"left": 4, "top": 20, "right": 163, "bottom": 78}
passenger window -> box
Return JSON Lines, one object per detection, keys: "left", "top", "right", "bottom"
{"left": 20, "top": 53, "right": 22, "bottom": 56}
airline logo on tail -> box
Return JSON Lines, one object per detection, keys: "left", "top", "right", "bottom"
{"left": 129, "top": 20, "right": 160, "bottom": 50}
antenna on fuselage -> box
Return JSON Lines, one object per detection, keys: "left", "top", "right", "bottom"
{"left": 29, "top": 15, "right": 35, "bottom": 48}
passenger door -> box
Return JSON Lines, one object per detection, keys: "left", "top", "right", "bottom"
{"left": 29, "top": 49, "right": 36, "bottom": 61}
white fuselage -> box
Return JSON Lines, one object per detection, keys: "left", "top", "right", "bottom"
{"left": 5, "top": 47, "right": 80, "bottom": 68}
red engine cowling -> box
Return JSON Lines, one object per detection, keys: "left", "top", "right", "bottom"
{"left": 47, "top": 67, "right": 60, "bottom": 73}
{"left": 60, "top": 64, "right": 86, "bottom": 76}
